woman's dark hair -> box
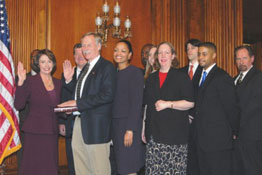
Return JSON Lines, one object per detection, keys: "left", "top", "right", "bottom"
{"left": 30, "top": 49, "right": 40, "bottom": 73}
{"left": 117, "top": 39, "right": 133, "bottom": 56}
{"left": 34, "top": 49, "right": 57, "bottom": 75}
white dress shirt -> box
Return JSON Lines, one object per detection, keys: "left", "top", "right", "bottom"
{"left": 73, "top": 55, "right": 100, "bottom": 115}
{"left": 234, "top": 65, "right": 253, "bottom": 85}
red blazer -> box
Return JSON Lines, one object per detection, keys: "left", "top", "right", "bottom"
{"left": 14, "top": 74, "right": 62, "bottom": 134}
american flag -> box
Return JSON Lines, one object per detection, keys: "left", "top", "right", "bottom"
{"left": 0, "top": 0, "right": 21, "bottom": 164}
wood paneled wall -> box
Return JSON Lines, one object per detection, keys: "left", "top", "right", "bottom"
{"left": 3, "top": 0, "right": 152, "bottom": 171}
{"left": 151, "top": 0, "right": 187, "bottom": 66}
{"left": 3, "top": 0, "right": 243, "bottom": 172}
{"left": 203, "top": 0, "right": 243, "bottom": 76}
{"left": 253, "top": 42, "right": 262, "bottom": 70}
{"left": 50, "top": 0, "right": 152, "bottom": 78}
{"left": 6, "top": 0, "right": 49, "bottom": 72}
{"left": 151, "top": 0, "right": 243, "bottom": 76}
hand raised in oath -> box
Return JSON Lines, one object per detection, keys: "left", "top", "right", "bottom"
{"left": 17, "top": 61, "right": 26, "bottom": 86}
{"left": 63, "top": 60, "right": 75, "bottom": 82}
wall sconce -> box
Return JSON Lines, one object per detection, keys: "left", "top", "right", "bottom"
{"left": 95, "top": 1, "right": 132, "bottom": 45}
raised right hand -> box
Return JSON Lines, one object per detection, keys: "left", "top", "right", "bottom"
{"left": 17, "top": 61, "right": 26, "bottom": 86}
{"left": 63, "top": 60, "right": 75, "bottom": 82}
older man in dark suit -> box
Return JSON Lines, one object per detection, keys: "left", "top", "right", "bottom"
{"left": 180, "top": 39, "right": 202, "bottom": 175}
{"left": 233, "top": 45, "right": 262, "bottom": 175}
{"left": 59, "top": 32, "right": 116, "bottom": 175}
{"left": 195, "top": 42, "right": 239, "bottom": 175}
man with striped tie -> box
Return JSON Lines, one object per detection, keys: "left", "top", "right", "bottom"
{"left": 59, "top": 32, "right": 116, "bottom": 175}
{"left": 233, "top": 45, "right": 262, "bottom": 175}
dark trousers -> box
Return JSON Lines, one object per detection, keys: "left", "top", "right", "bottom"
{"left": 65, "top": 137, "right": 75, "bottom": 175}
{"left": 187, "top": 126, "right": 200, "bottom": 175}
{"left": 197, "top": 146, "right": 232, "bottom": 175}
{"left": 233, "top": 139, "right": 262, "bottom": 175}
{"left": 110, "top": 145, "right": 117, "bottom": 175}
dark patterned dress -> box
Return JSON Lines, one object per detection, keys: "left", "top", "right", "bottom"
{"left": 144, "top": 68, "right": 194, "bottom": 175}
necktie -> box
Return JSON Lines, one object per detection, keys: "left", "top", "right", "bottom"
{"left": 236, "top": 73, "right": 243, "bottom": 86}
{"left": 200, "top": 71, "right": 207, "bottom": 86}
{"left": 76, "top": 63, "right": 90, "bottom": 99}
{"left": 189, "top": 65, "right": 194, "bottom": 80}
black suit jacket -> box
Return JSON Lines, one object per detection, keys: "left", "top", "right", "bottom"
{"left": 144, "top": 68, "right": 194, "bottom": 145}
{"left": 64, "top": 57, "right": 117, "bottom": 144}
{"left": 180, "top": 65, "right": 202, "bottom": 92}
{"left": 180, "top": 65, "right": 202, "bottom": 117}
{"left": 234, "top": 67, "right": 262, "bottom": 141}
{"left": 195, "top": 65, "right": 239, "bottom": 151}
{"left": 60, "top": 68, "right": 78, "bottom": 137}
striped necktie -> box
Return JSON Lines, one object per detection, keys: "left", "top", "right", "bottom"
{"left": 76, "top": 63, "right": 90, "bottom": 99}
{"left": 236, "top": 73, "right": 243, "bottom": 86}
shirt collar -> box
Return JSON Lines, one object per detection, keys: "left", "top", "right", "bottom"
{"left": 240, "top": 65, "right": 253, "bottom": 77}
{"left": 202, "top": 63, "right": 216, "bottom": 75}
{"left": 89, "top": 55, "right": 100, "bottom": 67}
{"left": 76, "top": 67, "right": 82, "bottom": 72}
{"left": 189, "top": 61, "right": 199, "bottom": 68}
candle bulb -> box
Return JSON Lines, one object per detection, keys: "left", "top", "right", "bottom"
{"left": 102, "top": 1, "right": 109, "bottom": 13}
{"left": 95, "top": 16, "right": 102, "bottom": 26}
{"left": 114, "top": 2, "right": 120, "bottom": 14}
{"left": 113, "top": 17, "right": 120, "bottom": 27}
{"left": 124, "top": 17, "right": 131, "bottom": 29}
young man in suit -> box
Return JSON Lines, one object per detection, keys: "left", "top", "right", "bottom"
{"left": 180, "top": 39, "right": 202, "bottom": 175}
{"left": 59, "top": 43, "right": 87, "bottom": 175}
{"left": 59, "top": 32, "right": 116, "bottom": 175}
{"left": 195, "top": 42, "right": 239, "bottom": 175}
{"left": 233, "top": 45, "right": 262, "bottom": 175}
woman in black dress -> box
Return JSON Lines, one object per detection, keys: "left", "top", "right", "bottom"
{"left": 144, "top": 42, "right": 194, "bottom": 175}
{"left": 112, "top": 39, "right": 145, "bottom": 175}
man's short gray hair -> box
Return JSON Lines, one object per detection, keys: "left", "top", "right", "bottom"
{"left": 80, "top": 32, "right": 102, "bottom": 48}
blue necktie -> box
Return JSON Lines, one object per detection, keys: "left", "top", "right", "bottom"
{"left": 200, "top": 71, "right": 207, "bottom": 86}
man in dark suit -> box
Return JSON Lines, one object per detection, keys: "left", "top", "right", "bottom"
{"left": 59, "top": 32, "right": 116, "bottom": 175}
{"left": 195, "top": 42, "right": 239, "bottom": 175}
{"left": 16, "top": 49, "right": 39, "bottom": 172}
{"left": 233, "top": 45, "right": 262, "bottom": 175}
{"left": 59, "top": 43, "right": 87, "bottom": 175}
{"left": 180, "top": 39, "right": 202, "bottom": 175}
